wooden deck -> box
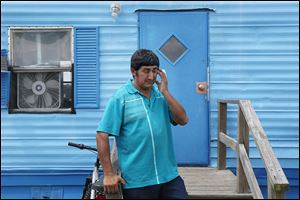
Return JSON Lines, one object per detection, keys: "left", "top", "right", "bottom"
{"left": 178, "top": 167, "right": 253, "bottom": 199}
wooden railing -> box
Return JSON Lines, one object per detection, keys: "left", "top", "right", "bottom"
{"left": 217, "top": 99, "right": 289, "bottom": 199}
{"left": 106, "top": 138, "right": 123, "bottom": 199}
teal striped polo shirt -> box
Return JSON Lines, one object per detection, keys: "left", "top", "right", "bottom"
{"left": 97, "top": 79, "right": 179, "bottom": 189}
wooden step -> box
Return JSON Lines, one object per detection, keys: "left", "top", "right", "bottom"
{"left": 178, "top": 167, "right": 253, "bottom": 199}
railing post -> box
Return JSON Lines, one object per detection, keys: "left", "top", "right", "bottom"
{"left": 218, "top": 102, "right": 227, "bottom": 170}
{"left": 237, "top": 105, "right": 250, "bottom": 193}
{"left": 268, "top": 175, "right": 285, "bottom": 199}
{"left": 268, "top": 176, "right": 275, "bottom": 199}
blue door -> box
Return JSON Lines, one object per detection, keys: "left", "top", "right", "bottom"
{"left": 139, "top": 11, "right": 209, "bottom": 165}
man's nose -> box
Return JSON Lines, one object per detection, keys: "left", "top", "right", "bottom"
{"left": 148, "top": 71, "right": 155, "bottom": 80}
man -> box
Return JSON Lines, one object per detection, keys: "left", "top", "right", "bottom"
{"left": 96, "top": 49, "right": 189, "bottom": 199}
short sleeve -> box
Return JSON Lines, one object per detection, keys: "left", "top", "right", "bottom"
{"left": 97, "top": 96, "right": 124, "bottom": 136}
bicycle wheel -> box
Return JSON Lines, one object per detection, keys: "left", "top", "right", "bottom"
{"left": 82, "top": 176, "right": 92, "bottom": 199}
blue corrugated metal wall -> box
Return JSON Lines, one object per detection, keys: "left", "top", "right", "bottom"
{"left": 1, "top": 1, "right": 299, "bottom": 199}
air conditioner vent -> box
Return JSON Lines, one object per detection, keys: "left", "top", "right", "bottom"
{"left": 17, "top": 72, "right": 62, "bottom": 109}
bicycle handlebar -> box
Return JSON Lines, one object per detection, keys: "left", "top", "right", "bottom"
{"left": 68, "top": 142, "right": 98, "bottom": 152}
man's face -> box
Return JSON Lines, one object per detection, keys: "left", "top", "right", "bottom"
{"left": 132, "top": 66, "right": 159, "bottom": 90}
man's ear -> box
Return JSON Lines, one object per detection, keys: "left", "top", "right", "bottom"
{"left": 131, "top": 68, "right": 136, "bottom": 78}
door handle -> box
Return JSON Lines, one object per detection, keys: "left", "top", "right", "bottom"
{"left": 196, "top": 82, "right": 207, "bottom": 94}
{"left": 198, "top": 84, "right": 206, "bottom": 91}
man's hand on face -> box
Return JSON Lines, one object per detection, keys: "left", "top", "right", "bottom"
{"left": 155, "top": 69, "right": 169, "bottom": 94}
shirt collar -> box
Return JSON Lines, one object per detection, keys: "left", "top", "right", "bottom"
{"left": 125, "top": 78, "right": 161, "bottom": 97}
{"left": 126, "top": 78, "right": 138, "bottom": 94}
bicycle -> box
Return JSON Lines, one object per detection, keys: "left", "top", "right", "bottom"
{"left": 68, "top": 142, "right": 106, "bottom": 199}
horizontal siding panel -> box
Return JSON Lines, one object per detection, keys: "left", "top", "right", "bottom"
{"left": 209, "top": 148, "right": 299, "bottom": 168}
{"left": 210, "top": 83, "right": 299, "bottom": 111}
{"left": 210, "top": 55, "right": 299, "bottom": 82}
{"left": 1, "top": 111, "right": 103, "bottom": 169}
{"left": 99, "top": 26, "right": 138, "bottom": 54}
{"left": 209, "top": 148, "right": 299, "bottom": 163}
{"left": 2, "top": 126, "right": 98, "bottom": 133}
{"left": 207, "top": 1, "right": 299, "bottom": 26}
{"left": 2, "top": 2, "right": 298, "bottom": 26}
{"left": 0, "top": 121, "right": 115, "bottom": 169}
{"left": 100, "top": 83, "right": 124, "bottom": 110}
{"left": 209, "top": 110, "right": 299, "bottom": 139}
{"left": 0, "top": 148, "right": 98, "bottom": 169}
{"left": 211, "top": 26, "right": 298, "bottom": 42}
{"left": 1, "top": 2, "right": 137, "bottom": 26}
{"left": 1, "top": 15, "right": 137, "bottom": 26}
{"left": 210, "top": 26, "right": 299, "bottom": 54}
{"left": 99, "top": 55, "right": 132, "bottom": 82}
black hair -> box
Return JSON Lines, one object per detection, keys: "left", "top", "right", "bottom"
{"left": 131, "top": 49, "right": 159, "bottom": 71}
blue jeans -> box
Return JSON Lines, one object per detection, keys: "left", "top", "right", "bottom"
{"left": 122, "top": 176, "right": 188, "bottom": 199}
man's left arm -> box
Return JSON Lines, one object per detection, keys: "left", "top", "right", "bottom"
{"left": 163, "top": 90, "right": 188, "bottom": 125}
{"left": 156, "top": 69, "right": 188, "bottom": 125}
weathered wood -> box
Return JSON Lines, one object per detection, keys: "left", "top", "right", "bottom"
{"left": 237, "top": 106, "right": 250, "bottom": 193}
{"left": 238, "top": 144, "right": 263, "bottom": 199}
{"left": 106, "top": 138, "right": 122, "bottom": 199}
{"left": 219, "top": 132, "right": 237, "bottom": 151}
{"left": 218, "top": 102, "right": 227, "bottom": 170}
{"left": 239, "top": 100, "right": 289, "bottom": 195}
{"left": 268, "top": 176, "right": 274, "bottom": 199}
{"left": 268, "top": 172, "right": 286, "bottom": 199}
{"left": 179, "top": 167, "right": 253, "bottom": 199}
{"left": 215, "top": 99, "right": 289, "bottom": 198}
{"left": 218, "top": 99, "right": 240, "bottom": 104}
{"left": 274, "top": 191, "right": 285, "bottom": 199}
{"left": 239, "top": 108, "right": 249, "bottom": 155}
{"left": 110, "top": 138, "right": 119, "bottom": 175}
{"left": 188, "top": 194, "right": 253, "bottom": 199}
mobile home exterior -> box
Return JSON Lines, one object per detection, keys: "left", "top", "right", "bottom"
{"left": 1, "top": 1, "right": 299, "bottom": 199}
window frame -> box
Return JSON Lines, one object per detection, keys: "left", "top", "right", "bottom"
{"left": 8, "top": 27, "right": 75, "bottom": 114}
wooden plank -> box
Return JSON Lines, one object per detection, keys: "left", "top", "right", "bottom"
{"left": 218, "top": 102, "right": 227, "bottom": 170}
{"left": 239, "top": 100, "right": 289, "bottom": 193}
{"left": 106, "top": 138, "right": 122, "bottom": 199}
{"left": 237, "top": 106, "right": 250, "bottom": 193}
{"left": 239, "top": 107, "right": 249, "bottom": 155}
{"left": 219, "top": 132, "right": 237, "bottom": 151}
{"left": 268, "top": 176, "right": 274, "bottom": 199}
{"left": 178, "top": 167, "right": 253, "bottom": 199}
{"left": 188, "top": 193, "right": 253, "bottom": 199}
{"left": 110, "top": 138, "right": 119, "bottom": 175}
{"left": 268, "top": 175, "right": 285, "bottom": 199}
{"left": 238, "top": 144, "right": 263, "bottom": 199}
{"left": 218, "top": 99, "right": 240, "bottom": 104}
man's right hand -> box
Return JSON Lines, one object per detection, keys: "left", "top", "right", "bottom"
{"left": 103, "top": 175, "right": 126, "bottom": 194}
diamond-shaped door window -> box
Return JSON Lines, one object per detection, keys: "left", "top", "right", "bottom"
{"left": 159, "top": 35, "right": 188, "bottom": 64}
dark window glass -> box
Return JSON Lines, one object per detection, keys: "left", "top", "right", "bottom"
{"left": 159, "top": 35, "right": 187, "bottom": 63}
